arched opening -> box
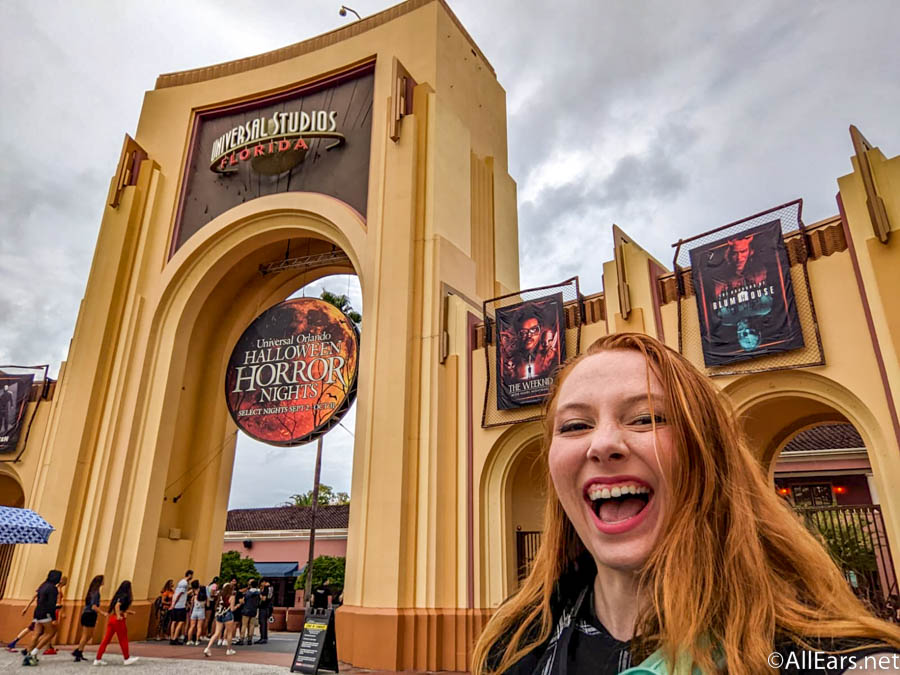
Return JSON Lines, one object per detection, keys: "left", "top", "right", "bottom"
{"left": 0, "top": 470, "right": 25, "bottom": 599}
{"left": 732, "top": 378, "right": 899, "bottom": 621}
{"left": 109, "top": 193, "right": 368, "bottom": 606}
{"left": 506, "top": 440, "right": 544, "bottom": 591}
{"left": 480, "top": 422, "right": 544, "bottom": 607}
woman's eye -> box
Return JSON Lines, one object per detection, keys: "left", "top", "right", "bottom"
{"left": 630, "top": 414, "right": 667, "bottom": 426}
{"left": 558, "top": 421, "right": 591, "bottom": 434}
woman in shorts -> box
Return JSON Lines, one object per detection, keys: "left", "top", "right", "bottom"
{"left": 204, "top": 582, "right": 237, "bottom": 657}
{"left": 472, "top": 333, "right": 900, "bottom": 675}
{"left": 72, "top": 574, "right": 104, "bottom": 662}
{"left": 186, "top": 580, "right": 208, "bottom": 645}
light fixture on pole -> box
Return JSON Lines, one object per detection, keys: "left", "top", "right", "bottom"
{"left": 339, "top": 5, "right": 361, "bottom": 20}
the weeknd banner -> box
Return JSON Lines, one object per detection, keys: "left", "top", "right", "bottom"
{"left": 689, "top": 219, "right": 804, "bottom": 366}
{"left": 225, "top": 298, "right": 359, "bottom": 446}
{"left": 495, "top": 293, "right": 566, "bottom": 410}
{"left": 0, "top": 373, "right": 34, "bottom": 454}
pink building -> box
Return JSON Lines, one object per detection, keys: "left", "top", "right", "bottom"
{"left": 223, "top": 504, "right": 348, "bottom": 607}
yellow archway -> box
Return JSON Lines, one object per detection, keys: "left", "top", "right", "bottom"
{"left": 479, "top": 421, "right": 544, "bottom": 607}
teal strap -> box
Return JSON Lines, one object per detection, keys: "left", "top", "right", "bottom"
{"left": 620, "top": 648, "right": 705, "bottom": 675}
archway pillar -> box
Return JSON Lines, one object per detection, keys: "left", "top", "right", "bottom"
{"left": 724, "top": 370, "right": 900, "bottom": 593}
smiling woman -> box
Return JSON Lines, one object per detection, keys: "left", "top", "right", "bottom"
{"left": 472, "top": 333, "right": 900, "bottom": 675}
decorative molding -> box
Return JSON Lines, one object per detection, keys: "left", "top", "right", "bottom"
{"left": 155, "top": 0, "right": 494, "bottom": 90}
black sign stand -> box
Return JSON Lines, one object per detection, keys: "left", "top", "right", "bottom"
{"left": 291, "top": 608, "right": 339, "bottom": 673}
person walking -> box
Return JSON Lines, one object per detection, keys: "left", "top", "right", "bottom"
{"left": 22, "top": 569, "right": 62, "bottom": 667}
{"left": 186, "top": 580, "right": 207, "bottom": 645}
{"left": 255, "top": 580, "right": 273, "bottom": 644}
{"left": 239, "top": 579, "right": 260, "bottom": 645}
{"left": 5, "top": 586, "right": 38, "bottom": 651}
{"left": 169, "top": 569, "right": 192, "bottom": 645}
{"left": 43, "top": 575, "right": 67, "bottom": 655}
{"left": 203, "top": 582, "right": 238, "bottom": 657}
{"left": 93, "top": 580, "right": 139, "bottom": 666}
{"left": 72, "top": 575, "right": 105, "bottom": 662}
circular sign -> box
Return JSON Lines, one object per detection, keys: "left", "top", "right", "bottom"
{"left": 224, "top": 298, "right": 359, "bottom": 446}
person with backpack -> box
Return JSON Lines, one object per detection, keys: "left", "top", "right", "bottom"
{"left": 238, "top": 578, "right": 260, "bottom": 645}
{"left": 22, "top": 569, "right": 61, "bottom": 667}
{"left": 93, "top": 580, "right": 139, "bottom": 666}
{"left": 186, "top": 580, "right": 208, "bottom": 645}
{"left": 203, "top": 582, "right": 237, "bottom": 657}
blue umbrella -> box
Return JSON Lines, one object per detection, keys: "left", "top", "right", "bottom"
{"left": 0, "top": 506, "right": 55, "bottom": 544}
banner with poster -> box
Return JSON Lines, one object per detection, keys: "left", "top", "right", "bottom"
{"left": 495, "top": 293, "right": 566, "bottom": 410}
{"left": 224, "top": 298, "right": 359, "bottom": 446}
{"left": 689, "top": 219, "right": 804, "bottom": 366}
{"left": 0, "top": 373, "right": 34, "bottom": 454}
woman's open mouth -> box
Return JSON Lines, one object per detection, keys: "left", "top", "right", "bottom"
{"left": 584, "top": 479, "right": 653, "bottom": 534}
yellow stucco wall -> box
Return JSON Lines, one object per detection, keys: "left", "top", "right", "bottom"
{"left": 2, "top": 0, "right": 898, "bottom": 669}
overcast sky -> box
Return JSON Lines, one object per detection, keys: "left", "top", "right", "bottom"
{"left": 2, "top": 1, "right": 898, "bottom": 509}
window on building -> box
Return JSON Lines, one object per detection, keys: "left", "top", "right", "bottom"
{"left": 791, "top": 483, "right": 834, "bottom": 507}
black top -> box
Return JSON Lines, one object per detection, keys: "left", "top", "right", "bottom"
{"left": 82, "top": 590, "right": 101, "bottom": 614}
{"left": 311, "top": 585, "right": 331, "bottom": 609}
{"left": 34, "top": 582, "right": 58, "bottom": 620}
{"left": 502, "top": 603, "right": 898, "bottom": 675}
{"left": 497, "top": 568, "right": 898, "bottom": 675}
{"left": 259, "top": 585, "right": 273, "bottom": 608}
{"left": 112, "top": 592, "right": 132, "bottom": 613}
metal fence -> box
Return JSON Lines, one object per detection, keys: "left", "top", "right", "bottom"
{"left": 0, "top": 544, "right": 14, "bottom": 599}
{"left": 798, "top": 505, "right": 899, "bottom": 621}
{"left": 516, "top": 531, "right": 542, "bottom": 583}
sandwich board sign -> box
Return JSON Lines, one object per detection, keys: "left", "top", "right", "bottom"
{"left": 291, "top": 608, "right": 339, "bottom": 673}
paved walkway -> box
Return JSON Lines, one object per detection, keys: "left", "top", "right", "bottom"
{"left": 0, "top": 632, "right": 403, "bottom": 673}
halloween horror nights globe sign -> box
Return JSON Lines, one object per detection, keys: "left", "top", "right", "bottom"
{"left": 225, "top": 298, "right": 359, "bottom": 446}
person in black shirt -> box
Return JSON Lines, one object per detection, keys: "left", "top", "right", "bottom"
{"left": 310, "top": 579, "right": 332, "bottom": 611}
{"left": 472, "top": 334, "right": 900, "bottom": 675}
{"left": 256, "top": 580, "right": 274, "bottom": 644}
{"left": 72, "top": 574, "right": 105, "bottom": 662}
{"left": 22, "top": 569, "right": 61, "bottom": 666}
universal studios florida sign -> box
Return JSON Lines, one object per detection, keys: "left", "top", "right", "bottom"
{"left": 209, "top": 109, "right": 344, "bottom": 175}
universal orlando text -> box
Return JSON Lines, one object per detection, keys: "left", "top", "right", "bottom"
{"left": 231, "top": 331, "right": 348, "bottom": 406}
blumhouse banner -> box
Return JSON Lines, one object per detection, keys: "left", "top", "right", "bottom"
{"left": 689, "top": 219, "right": 804, "bottom": 366}
{"left": 0, "top": 373, "right": 34, "bottom": 454}
{"left": 495, "top": 293, "right": 566, "bottom": 410}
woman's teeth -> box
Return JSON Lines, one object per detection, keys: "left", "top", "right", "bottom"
{"left": 587, "top": 484, "right": 650, "bottom": 501}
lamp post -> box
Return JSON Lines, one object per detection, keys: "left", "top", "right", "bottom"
{"left": 303, "top": 434, "right": 325, "bottom": 603}
{"left": 338, "top": 5, "right": 361, "bottom": 20}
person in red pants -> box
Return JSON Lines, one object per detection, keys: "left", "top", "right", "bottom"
{"left": 94, "top": 581, "right": 140, "bottom": 666}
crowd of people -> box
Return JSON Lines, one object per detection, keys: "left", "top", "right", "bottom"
{"left": 5, "top": 569, "right": 138, "bottom": 666}
{"left": 152, "top": 570, "right": 275, "bottom": 657}
{"left": 3, "top": 567, "right": 285, "bottom": 666}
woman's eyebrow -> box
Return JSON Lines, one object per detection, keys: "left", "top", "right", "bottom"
{"left": 555, "top": 401, "right": 593, "bottom": 416}
{"left": 620, "top": 393, "right": 667, "bottom": 409}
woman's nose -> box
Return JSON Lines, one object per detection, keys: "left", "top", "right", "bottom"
{"left": 585, "top": 425, "right": 630, "bottom": 463}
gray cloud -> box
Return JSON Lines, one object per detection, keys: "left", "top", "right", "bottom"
{"left": 2, "top": 0, "right": 899, "bottom": 508}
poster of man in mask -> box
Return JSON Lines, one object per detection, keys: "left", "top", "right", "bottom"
{"left": 0, "top": 373, "right": 35, "bottom": 453}
{"left": 689, "top": 219, "right": 804, "bottom": 366}
{"left": 495, "top": 293, "right": 566, "bottom": 410}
